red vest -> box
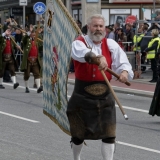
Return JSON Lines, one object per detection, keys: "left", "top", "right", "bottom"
{"left": 73, "top": 36, "right": 112, "bottom": 81}
{"left": 3, "top": 39, "right": 12, "bottom": 54}
{"left": 28, "top": 40, "right": 38, "bottom": 57}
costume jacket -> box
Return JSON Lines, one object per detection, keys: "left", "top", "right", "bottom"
{"left": 20, "top": 35, "right": 43, "bottom": 71}
{"left": 0, "top": 35, "right": 17, "bottom": 70}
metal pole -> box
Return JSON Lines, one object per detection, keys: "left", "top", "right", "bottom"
{"left": 23, "top": 5, "right": 25, "bottom": 29}
{"left": 153, "top": 0, "right": 156, "bottom": 14}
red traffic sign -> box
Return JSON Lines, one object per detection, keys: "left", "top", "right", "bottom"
{"left": 125, "top": 15, "right": 137, "bottom": 25}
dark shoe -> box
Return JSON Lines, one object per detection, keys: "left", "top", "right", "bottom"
{"left": 37, "top": 86, "right": 43, "bottom": 93}
{"left": 33, "top": 83, "right": 37, "bottom": 88}
{"left": 13, "top": 83, "right": 19, "bottom": 89}
{"left": 149, "top": 79, "right": 157, "bottom": 83}
{"left": 149, "top": 79, "right": 153, "bottom": 82}
{"left": 25, "top": 87, "right": 30, "bottom": 93}
{"left": 0, "top": 84, "right": 5, "bottom": 89}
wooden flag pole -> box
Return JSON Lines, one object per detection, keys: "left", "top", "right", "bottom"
{"left": 9, "top": 36, "right": 24, "bottom": 54}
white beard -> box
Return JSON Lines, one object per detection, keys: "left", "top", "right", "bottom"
{"left": 88, "top": 30, "right": 106, "bottom": 42}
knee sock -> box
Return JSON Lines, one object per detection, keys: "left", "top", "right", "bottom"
{"left": 24, "top": 81, "right": 29, "bottom": 88}
{"left": 0, "top": 78, "right": 3, "bottom": 85}
{"left": 35, "top": 79, "right": 40, "bottom": 88}
{"left": 72, "top": 143, "right": 83, "bottom": 160}
{"left": 11, "top": 76, "right": 16, "bottom": 84}
{"left": 101, "top": 142, "right": 114, "bottom": 160}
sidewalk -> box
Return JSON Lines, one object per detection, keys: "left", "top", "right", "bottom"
{"left": 68, "top": 69, "right": 156, "bottom": 98}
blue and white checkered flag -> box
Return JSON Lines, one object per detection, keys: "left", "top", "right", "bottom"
{"left": 43, "top": 0, "right": 81, "bottom": 135}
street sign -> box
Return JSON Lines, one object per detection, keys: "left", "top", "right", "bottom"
{"left": 19, "top": 0, "right": 27, "bottom": 6}
{"left": 33, "top": 2, "right": 46, "bottom": 15}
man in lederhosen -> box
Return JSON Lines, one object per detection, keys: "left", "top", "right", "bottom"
{"left": 67, "top": 14, "right": 134, "bottom": 160}
{"left": 20, "top": 25, "right": 43, "bottom": 93}
{"left": 0, "top": 29, "right": 19, "bottom": 89}
{"left": 32, "top": 24, "right": 44, "bottom": 89}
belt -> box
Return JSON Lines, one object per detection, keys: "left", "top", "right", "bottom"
{"left": 28, "top": 57, "right": 37, "bottom": 63}
{"left": 74, "top": 79, "right": 110, "bottom": 97}
{"left": 3, "top": 54, "right": 12, "bottom": 58}
{"left": 84, "top": 84, "right": 107, "bottom": 96}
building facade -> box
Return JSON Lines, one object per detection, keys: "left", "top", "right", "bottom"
{"left": 71, "top": 0, "right": 160, "bottom": 26}
{"left": 0, "top": 0, "right": 46, "bottom": 29}
{"left": 0, "top": 0, "right": 160, "bottom": 30}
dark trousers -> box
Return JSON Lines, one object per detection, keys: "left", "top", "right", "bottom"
{"left": 151, "top": 58, "right": 158, "bottom": 80}
{"left": 3, "top": 70, "right": 11, "bottom": 81}
{"left": 0, "top": 59, "right": 16, "bottom": 78}
{"left": 141, "top": 52, "right": 146, "bottom": 71}
{"left": 24, "top": 60, "right": 40, "bottom": 81}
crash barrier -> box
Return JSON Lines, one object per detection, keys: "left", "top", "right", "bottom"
{"left": 126, "top": 51, "right": 136, "bottom": 70}
{"left": 15, "top": 49, "right": 23, "bottom": 72}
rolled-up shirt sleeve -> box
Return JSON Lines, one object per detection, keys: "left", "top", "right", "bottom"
{"left": 71, "top": 40, "right": 91, "bottom": 63}
{"left": 107, "top": 39, "right": 134, "bottom": 81}
{"left": 71, "top": 35, "right": 102, "bottom": 63}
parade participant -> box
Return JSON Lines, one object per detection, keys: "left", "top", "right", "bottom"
{"left": 149, "top": 53, "right": 160, "bottom": 116}
{"left": 0, "top": 29, "right": 19, "bottom": 89}
{"left": 144, "top": 29, "right": 160, "bottom": 82}
{"left": 67, "top": 14, "right": 133, "bottom": 160}
{"left": 20, "top": 25, "right": 43, "bottom": 93}
{"left": 32, "top": 24, "right": 44, "bottom": 88}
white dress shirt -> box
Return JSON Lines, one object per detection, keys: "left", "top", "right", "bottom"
{"left": 71, "top": 35, "right": 134, "bottom": 81}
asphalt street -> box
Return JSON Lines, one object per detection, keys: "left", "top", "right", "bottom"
{"left": 0, "top": 74, "right": 160, "bottom": 160}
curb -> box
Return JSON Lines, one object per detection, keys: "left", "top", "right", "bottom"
{"left": 68, "top": 79, "right": 154, "bottom": 98}
{"left": 16, "top": 72, "right": 154, "bottom": 98}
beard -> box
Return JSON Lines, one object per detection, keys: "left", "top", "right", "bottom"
{"left": 87, "top": 30, "right": 106, "bottom": 42}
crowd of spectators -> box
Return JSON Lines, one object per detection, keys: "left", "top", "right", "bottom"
{"left": 70, "top": 12, "right": 160, "bottom": 83}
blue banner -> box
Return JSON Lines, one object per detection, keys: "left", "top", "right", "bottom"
{"left": 43, "top": 0, "right": 79, "bottom": 135}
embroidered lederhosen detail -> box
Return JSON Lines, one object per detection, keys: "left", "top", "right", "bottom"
{"left": 84, "top": 84, "right": 107, "bottom": 96}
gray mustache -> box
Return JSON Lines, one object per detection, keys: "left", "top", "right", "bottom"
{"left": 93, "top": 32, "right": 103, "bottom": 35}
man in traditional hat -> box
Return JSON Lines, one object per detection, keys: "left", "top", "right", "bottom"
{"left": 20, "top": 25, "right": 43, "bottom": 93}
{"left": 67, "top": 14, "right": 133, "bottom": 160}
{"left": 0, "top": 28, "right": 19, "bottom": 89}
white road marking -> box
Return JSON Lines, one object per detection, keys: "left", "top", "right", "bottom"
{"left": 115, "top": 105, "right": 148, "bottom": 113}
{"left": 0, "top": 111, "right": 39, "bottom": 123}
{"left": 116, "top": 141, "right": 160, "bottom": 154}
{"left": 1, "top": 83, "right": 159, "bottom": 154}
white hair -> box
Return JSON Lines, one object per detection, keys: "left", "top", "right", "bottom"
{"left": 87, "top": 14, "right": 105, "bottom": 25}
